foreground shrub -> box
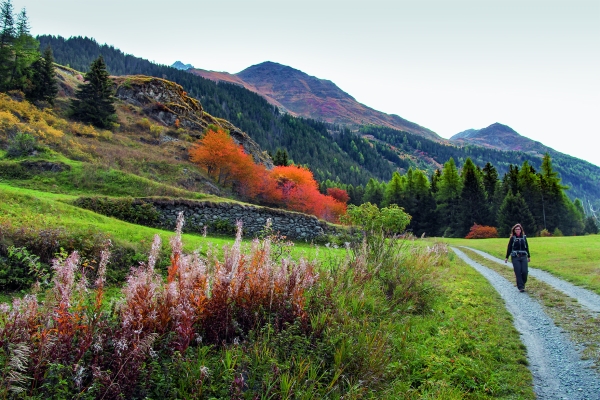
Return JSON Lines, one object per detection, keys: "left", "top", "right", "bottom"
{"left": 465, "top": 223, "right": 499, "bottom": 239}
{"left": 0, "top": 214, "right": 318, "bottom": 397}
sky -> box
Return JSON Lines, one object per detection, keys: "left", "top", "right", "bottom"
{"left": 13, "top": 0, "right": 600, "bottom": 167}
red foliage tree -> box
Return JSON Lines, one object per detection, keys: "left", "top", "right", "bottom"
{"left": 465, "top": 223, "right": 499, "bottom": 239}
{"left": 189, "top": 126, "right": 256, "bottom": 188}
{"left": 327, "top": 187, "right": 350, "bottom": 204}
{"left": 189, "top": 129, "right": 346, "bottom": 222}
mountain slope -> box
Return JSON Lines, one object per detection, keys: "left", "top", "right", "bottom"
{"left": 450, "top": 123, "right": 550, "bottom": 154}
{"left": 37, "top": 36, "right": 600, "bottom": 209}
{"left": 190, "top": 62, "right": 440, "bottom": 141}
{"left": 448, "top": 122, "right": 600, "bottom": 207}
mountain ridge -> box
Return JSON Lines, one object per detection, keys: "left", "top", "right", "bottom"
{"left": 450, "top": 122, "right": 555, "bottom": 156}
{"left": 189, "top": 61, "right": 440, "bottom": 141}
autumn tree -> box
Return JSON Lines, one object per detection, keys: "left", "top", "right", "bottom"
{"left": 189, "top": 126, "right": 259, "bottom": 190}
{"left": 327, "top": 187, "right": 350, "bottom": 204}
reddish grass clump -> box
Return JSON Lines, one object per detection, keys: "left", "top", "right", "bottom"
{"left": 0, "top": 214, "right": 317, "bottom": 396}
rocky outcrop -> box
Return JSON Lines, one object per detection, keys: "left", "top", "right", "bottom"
{"left": 113, "top": 76, "right": 273, "bottom": 168}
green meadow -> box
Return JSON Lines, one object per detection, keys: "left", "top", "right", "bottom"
{"left": 443, "top": 236, "right": 600, "bottom": 295}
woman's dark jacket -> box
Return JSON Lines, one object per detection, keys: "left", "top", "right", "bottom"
{"left": 506, "top": 234, "right": 530, "bottom": 258}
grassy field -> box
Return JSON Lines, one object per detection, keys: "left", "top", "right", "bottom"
{"left": 442, "top": 236, "right": 600, "bottom": 295}
{"left": 0, "top": 179, "right": 537, "bottom": 397}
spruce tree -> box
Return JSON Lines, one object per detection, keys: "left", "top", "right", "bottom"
{"left": 70, "top": 55, "right": 116, "bottom": 129}
{"left": 383, "top": 171, "right": 404, "bottom": 207}
{"left": 27, "top": 45, "right": 58, "bottom": 105}
{"left": 9, "top": 8, "right": 38, "bottom": 90}
{"left": 0, "top": 0, "right": 16, "bottom": 89}
{"left": 497, "top": 192, "right": 536, "bottom": 237}
{"left": 409, "top": 169, "right": 438, "bottom": 237}
{"left": 538, "top": 153, "right": 566, "bottom": 232}
{"left": 458, "top": 158, "right": 489, "bottom": 235}
{"left": 436, "top": 158, "right": 462, "bottom": 236}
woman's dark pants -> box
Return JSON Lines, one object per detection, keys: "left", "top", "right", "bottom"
{"left": 511, "top": 255, "right": 528, "bottom": 290}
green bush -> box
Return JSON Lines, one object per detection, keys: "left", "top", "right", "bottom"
{"left": 73, "top": 196, "right": 160, "bottom": 225}
{"left": 5, "top": 132, "right": 40, "bottom": 158}
{"left": 0, "top": 161, "right": 32, "bottom": 179}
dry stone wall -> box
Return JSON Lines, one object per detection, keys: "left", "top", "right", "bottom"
{"left": 152, "top": 199, "right": 328, "bottom": 240}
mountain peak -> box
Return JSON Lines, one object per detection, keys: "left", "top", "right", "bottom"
{"left": 172, "top": 61, "right": 194, "bottom": 70}
{"left": 234, "top": 62, "right": 439, "bottom": 140}
{"left": 450, "top": 122, "right": 546, "bottom": 154}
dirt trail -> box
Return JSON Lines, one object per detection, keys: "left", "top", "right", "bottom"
{"left": 464, "top": 246, "right": 600, "bottom": 314}
{"left": 451, "top": 247, "right": 600, "bottom": 399}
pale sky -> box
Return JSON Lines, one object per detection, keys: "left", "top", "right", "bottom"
{"left": 13, "top": 0, "right": 600, "bottom": 167}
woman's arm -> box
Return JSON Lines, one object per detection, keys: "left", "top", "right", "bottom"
{"left": 505, "top": 236, "right": 513, "bottom": 261}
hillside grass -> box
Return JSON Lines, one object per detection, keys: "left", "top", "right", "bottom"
{"left": 442, "top": 236, "right": 600, "bottom": 295}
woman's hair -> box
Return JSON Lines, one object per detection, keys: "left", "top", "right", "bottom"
{"left": 511, "top": 223, "right": 525, "bottom": 237}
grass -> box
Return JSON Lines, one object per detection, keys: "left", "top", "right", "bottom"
{"left": 384, "top": 248, "right": 534, "bottom": 399}
{"left": 0, "top": 182, "right": 333, "bottom": 263}
{"left": 442, "top": 236, "right": 600, "bottom": 295}
{"left": 459, "top": 247, "right": 600, "bottom": 372}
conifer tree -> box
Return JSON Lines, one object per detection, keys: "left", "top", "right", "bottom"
{"left": 383, "top": 171, "right": 404, "bottom": 207}
{"left": 538, "top": 153, "right": 566, "bottom": 232}
{"left": 27, "top": 45, "right": 57, "bottom": 105}
{"left": 363, "top": 178, "right": 385, "bottom": 206}
{"left": 517, "top": 161, "right": 543, "bottom": 231}
{"left": 436, "top": 158, "right": 462, "bottom": 236}
{"left": 497, "top": 192, "right": 536, "bottom": 237}
{"left": 8, "top": 8, "right": 37, "bottom": 89}
{"left": 70, "top": 55, "right": 116, "bottom": 129}
{"left": 458, "top": 158, "right": 489, "bottom": 235}
{"left": 409, "top": 169, "right": 438, "bottom": 237}
{"left": 0, "top": 0, "right": 16, "bottom": 89}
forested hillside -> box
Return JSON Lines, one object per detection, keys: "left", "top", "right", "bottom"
{"left": 37, "top": 35, "right": 600, "bottom": 218}
{"left": 360, "top": 125, "right": 600, "bottom": 209}
{"left": 38, "top": 35, "right": 395, "bottom": 186}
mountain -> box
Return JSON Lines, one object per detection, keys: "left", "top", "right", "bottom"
{"left": 189, "top": 62, "right": 440, "bottom": 141}
{"left": 37, "top": 35, "right": 600, "bottom": 209}
{"left": 450, "top": 123, "right": 550, "bottom": 155}
{"left": 171, "top": 61, "right": 194, "bottom": 70}
{"left": 449, "top": 122, "right": 600, "bottom": 208}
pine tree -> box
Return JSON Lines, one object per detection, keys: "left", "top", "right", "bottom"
{"left": 27, "top": 45, "right": 57, "bottom": 105}
{"left": 497, "top": 192, "right": 536, "bottom": 237}
{"left": 70, "top": 55, "right": 116, "bottom": 129}
{"left": 409, "top": 169, "right": 438, "bottom": 237}
{"left": 363, "top": 178, "right": 385, "bottom": 206}
{"left": 383, "top": 171, "right": 404, "bottom": 207}
{"left": 516, "top": 161, "right": 543, "bottom": 231}
{"left": 436, "top": 158, "right": 463, "bottom": 236}
{"left": 8, "top": 8, "right": 38, "bottom": 90}
{"left": 538, "top": 153, "right": 567, "bottom": 232}
{"left": 458, "top": 158, "right": 489, "bottom": 236}
{"left": 0, "top": 0, "right": 16, "bottom": 89}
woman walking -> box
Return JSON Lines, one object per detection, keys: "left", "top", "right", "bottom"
{"left": 504, "top": 223, "right": 530, "bottom": 292}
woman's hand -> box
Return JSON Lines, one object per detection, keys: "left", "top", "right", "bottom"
{"left": 504, "top": 258, "right": 508, "bottom": 263}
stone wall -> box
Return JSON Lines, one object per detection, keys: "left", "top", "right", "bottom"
{"left": 151, "top": 199, "right": 330, "bottom": 240}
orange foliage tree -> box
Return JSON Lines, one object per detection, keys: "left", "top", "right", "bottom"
{"left": 189, "top": 128, "right": 346, "bottom": 222}
{"left": 189, "top": 126, "right": 256, "bottom": 187}
{"left": 465, "top": 223, "right": 499, "bottom": 239}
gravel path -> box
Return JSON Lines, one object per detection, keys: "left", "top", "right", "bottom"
{"left": 463, "top": 246, "right": 600, "bottom": 314}
{"left": 451, "top": 247, "right": 600, "bottom": 399}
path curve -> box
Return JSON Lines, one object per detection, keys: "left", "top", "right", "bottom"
{"left": 451, "top": 247, "right": 600, "bottom": 399}
{"left": 463, "top": 246, "right": 600, "bottom": 314}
